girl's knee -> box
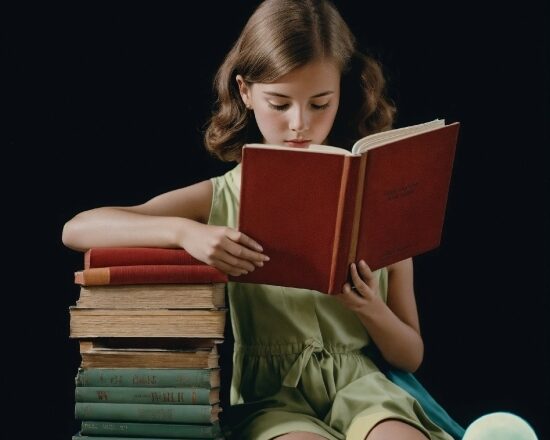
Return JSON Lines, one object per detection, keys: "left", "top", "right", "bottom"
{"left": 365, "top": 420, "right": 429, "bottom": 440}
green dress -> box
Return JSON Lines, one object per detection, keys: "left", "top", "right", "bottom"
{"left": 208, "top": 164, "right": 453, "bottom": 440}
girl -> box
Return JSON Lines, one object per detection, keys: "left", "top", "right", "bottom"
{"left": 63, "top": 1, "right": 461, "bottom": 439}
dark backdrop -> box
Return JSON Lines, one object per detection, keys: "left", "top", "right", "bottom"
{"left": 4, "top": 1, "right": 548, "bottom": 438}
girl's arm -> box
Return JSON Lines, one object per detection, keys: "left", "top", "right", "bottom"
{"left": 62, "top": 180, "right": 268, "bottom": 277}
{"left": 334, "top": 258, "right": 424, "bottom": 372}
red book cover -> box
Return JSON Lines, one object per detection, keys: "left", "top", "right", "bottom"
{"left": 232, "top": 120, "right": 459, "bottom": 294}
{"left": 85, "top": 247, "right": 202, "bottom": 269}
{"left": 75, "top": 265, "right": 228, "bottom": 286}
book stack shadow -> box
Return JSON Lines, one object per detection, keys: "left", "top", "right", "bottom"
{"left": 69, "top": 247, "right": 228, "bottom": 440}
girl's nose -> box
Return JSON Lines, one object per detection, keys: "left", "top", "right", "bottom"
{"left": 289, "top": 107, "right": 309, "bottom": 133}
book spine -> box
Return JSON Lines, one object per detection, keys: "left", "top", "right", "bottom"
{"left": 80, "top": 420, "right": 221, "bottom": 438}
{"left": 74, "top": 402, "right": 217, "bottom": 424}
{"left": 75, "top": 265, "right": 228, "bottom": 286}
{"left": 328, "top": 155, "right": 364, "bottom": 294}
{"left": 76, "top": 283, "right": 225, "bottom": 310}
{"left": 80, "top": 352, "right": 217, "bottom": 369}
{"left": 75, "top": 368, "right": 217, "bottom": 388}
{"left": 75, "top": 386, "right": 217, "bottom": 405}
{"left": 347, "top": 153, "right": 368, "bottom": 265}
{"left": 86, "top": 247, "right": 203, "bottom": 269}
{"left": 69, "top": 309, "right": 226, "bottom": 338}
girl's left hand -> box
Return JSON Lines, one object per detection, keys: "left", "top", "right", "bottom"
{"left": 334, "top": 260, "right": 379, "bottom": 311}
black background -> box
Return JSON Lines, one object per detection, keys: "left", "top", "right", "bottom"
{"left": 4, "top": 1, "right": 548, "bottom": 438}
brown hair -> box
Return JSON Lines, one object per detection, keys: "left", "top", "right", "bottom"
{"left": 204, "top": 0, "right": 395, "bottom": 162}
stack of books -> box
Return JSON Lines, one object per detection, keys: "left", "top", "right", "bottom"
{"left": 69, "top": 247, "right": 228, "bottom": 440}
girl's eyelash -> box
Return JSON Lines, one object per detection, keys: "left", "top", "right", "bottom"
{"left": 267, "top": 102, "right": 330, "bottom": 111}
{"left": 268, "top": 103, "right": 290, "bottom": 111}
{"left": 311, "top": 103, "right": 330, "bottom": 110}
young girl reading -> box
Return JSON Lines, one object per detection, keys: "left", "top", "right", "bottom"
{"left": 63, "top": 1, "right": 462, "bottom": 439}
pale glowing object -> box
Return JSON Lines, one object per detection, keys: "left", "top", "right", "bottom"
{"left": 463, "top": 412, "right": 538, "bottom": 440}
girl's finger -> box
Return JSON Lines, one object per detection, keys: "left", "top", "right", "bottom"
{"left": 342, "top": 282, "right": 361, "bottom": 298}
{"left": 214, "top": 260, "right": 249, "bottom": 277}
{"left": 224, "top": 231, "right": 270, "bottom": 265}
{"left": 225, "top": 228, "right": 263, "bottom": 252}
{"left": 217, "top": 246, "right": 256, "bottom": 272}
{"left": 357, "top": 260, "right": 374, "bottom": 285}
{"left": 349, "top": 263, "right": 367, "bottom": 293}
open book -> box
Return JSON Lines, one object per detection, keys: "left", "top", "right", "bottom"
{"left": 232, "top": 119, "right": 460, "bottom": 294}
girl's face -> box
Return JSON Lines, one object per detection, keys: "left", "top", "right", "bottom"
{"left": 237, "top": 59, "right": 340, "bottom": 148}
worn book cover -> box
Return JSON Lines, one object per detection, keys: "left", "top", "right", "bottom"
{"left": 78, "top": 338, "right": 221, "bottom": 369}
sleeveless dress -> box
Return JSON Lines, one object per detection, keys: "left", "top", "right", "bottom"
{"left": 208, "top": 164, "right": 453, "bottom": 440}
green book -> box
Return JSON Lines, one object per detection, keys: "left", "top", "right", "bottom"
{"left": 80, "top": 420, "right": 222, "bottom": 438}
{"left": 76, "top": 386, "right": 220, "bottom": 405}
{"left": 75, "top": 368, "right": 220, "bottom": 388}
{"left": 75, "top": 402, "right": 220, "bottom": 424}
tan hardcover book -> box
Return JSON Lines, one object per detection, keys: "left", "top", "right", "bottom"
{"left": 79, "top": 339, "right": 221, "bottom": 369}
{"left": 76, "top": 283, "right": 226, "bottom": 309}
{"left": 70, "top": 308, "right": 226, "bottom": 338}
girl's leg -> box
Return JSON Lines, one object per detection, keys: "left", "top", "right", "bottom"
{"left": 273, "top": 433, "right": 330, "bottom": 440}
{"left": 365, "top": 420, "right": 429, "bottom": 440}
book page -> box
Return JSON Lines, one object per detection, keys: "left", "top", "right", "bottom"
{"left": 245, "top": 143, "right": 353, "bottom": 156}
{"left": 352, "top": 119, "right": 445, "bottom": 154}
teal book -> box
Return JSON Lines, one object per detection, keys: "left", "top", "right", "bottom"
{"left": 80, "top": 420, "right": 222, "bottom": 438}
{"left": 75, "top": 402, "right": 220, "bottom": 424}
{"left": 75, "top": 368, "right": 220, "bottom": 388}
{"left": 76, "top": 386, "right": 220, "bottom": 405}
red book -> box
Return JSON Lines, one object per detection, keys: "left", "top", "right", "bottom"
{"left": 85, "top": 247, "right": 202, "bottom": 269}
{"left": 233, "top": 119, "right": 459, "bottom": 294}
{"left": 75, "top": 265, "right": 228, "bottom": 286}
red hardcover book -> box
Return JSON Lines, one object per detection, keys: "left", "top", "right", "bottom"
{"left": 233, "top": 119, "right": 460, "bottom": 294}
{"left": 75, "top": 265, "right": 228, "bottom": 286}
{"left": 85, "top": 247, "right": 202, "bottom": 269}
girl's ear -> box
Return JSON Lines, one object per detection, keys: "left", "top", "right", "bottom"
{"left": 236, "top": 75, "right": 252, "bottom": 109}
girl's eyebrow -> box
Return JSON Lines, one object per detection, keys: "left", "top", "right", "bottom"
{"left": 263, "top": 91, "right": 334, "bottom": 98}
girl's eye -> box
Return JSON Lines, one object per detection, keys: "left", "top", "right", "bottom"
{"left": 311, "top": 102, "right": 330, "bottom": 110}
{"left": 268, "top": 102, "right": 290, "bottom": 111}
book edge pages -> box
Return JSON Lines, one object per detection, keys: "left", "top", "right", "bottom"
{"left": 351, "top": 119, "right": 446, "bottom": 154}
{"left": 244, "top": 143, "right": 354, "bottom": 156}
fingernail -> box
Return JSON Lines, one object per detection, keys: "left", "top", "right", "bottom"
{"left": 255, "top": 244, "right": 263, "bottom": 252}
{"left": 256, "top": 261, "right": 264, "bottom": 267}
{"left": 263, "top": 255, "right": 270, "bottom": 261}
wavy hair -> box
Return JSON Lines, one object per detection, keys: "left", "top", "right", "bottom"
{"left": 204, "top": 0, "right": 395, "bottom": 162}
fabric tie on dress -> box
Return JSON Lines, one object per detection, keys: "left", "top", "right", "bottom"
{"left": 282, "top": 339, "right": 329, "bottom": 388}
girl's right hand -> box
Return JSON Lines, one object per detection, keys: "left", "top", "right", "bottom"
{"left": 179, "top": 221, "right": 270, "bottom": 277}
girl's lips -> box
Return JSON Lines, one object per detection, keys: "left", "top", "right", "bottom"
{"left": 285, "top": 140, "right": 311, "bottom": 148}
